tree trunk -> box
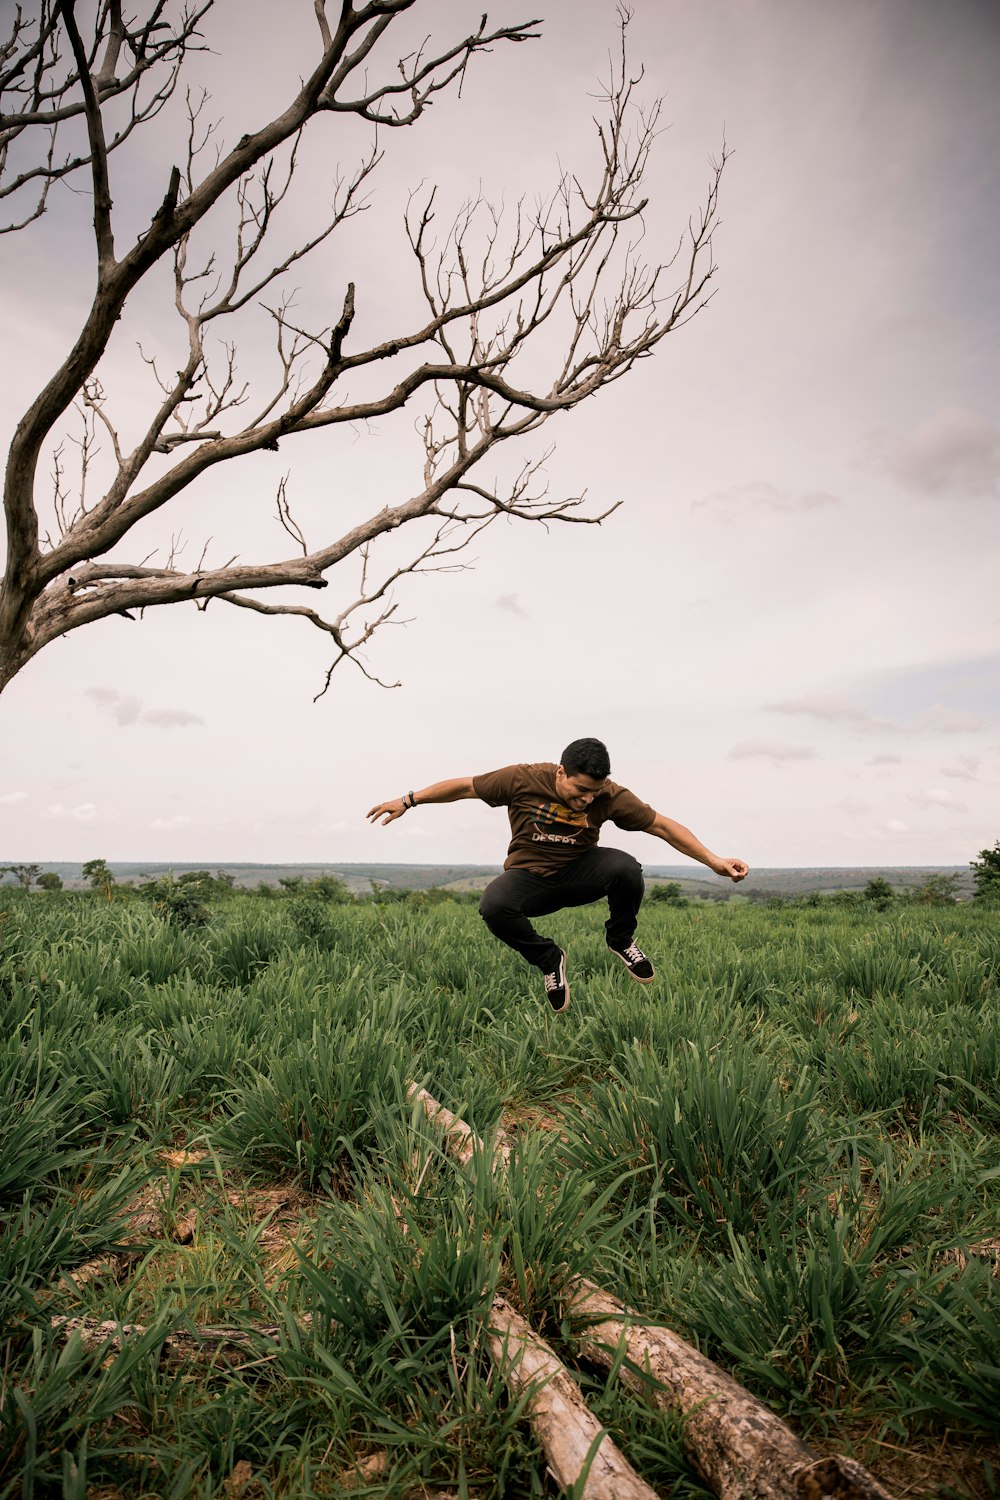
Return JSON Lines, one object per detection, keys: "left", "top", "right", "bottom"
{"left": 486, "top": 1296, "right": 662, "bottom": 1500}
{"left": 562, "top": 1278, "right": 895, "bottom": 1500}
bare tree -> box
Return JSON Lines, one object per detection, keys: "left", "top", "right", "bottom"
{"left": 0, "top": 0, "right": 725, "bottom": 698}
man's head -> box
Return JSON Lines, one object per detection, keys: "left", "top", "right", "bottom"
{"left": 555, "top": 737, "right": 611, "bottom": 811}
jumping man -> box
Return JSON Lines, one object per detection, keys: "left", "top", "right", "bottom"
{"left": 366, "top": 737, "right": 749, "bottom": 1013}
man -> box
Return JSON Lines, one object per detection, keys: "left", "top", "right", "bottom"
{"left": 367, "top": 737, "right": 749, "bottom": 1013}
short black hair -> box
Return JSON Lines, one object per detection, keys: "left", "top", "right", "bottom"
{"left": 560, "top": 737, "right": 611, "bottom": 781}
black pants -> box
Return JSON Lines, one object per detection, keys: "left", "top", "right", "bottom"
{"left": 479, "top": 847, "right": 644, "bottom": 972}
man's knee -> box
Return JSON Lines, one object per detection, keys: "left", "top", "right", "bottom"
{"left": 479, "top": 877, "right": 517, "bottom": 924}
{"left": 602, "top": 849, "right": 644, "bottom": 895}
{"left": 478, "top": 887, "right": 499, "bottom": 923}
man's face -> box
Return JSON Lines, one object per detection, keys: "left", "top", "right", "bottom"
{"left": 555, "top": 765, "right": 608, "bottom": 811}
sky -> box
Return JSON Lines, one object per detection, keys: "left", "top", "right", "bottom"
{"left": 1, "top": 0, "right": 998, "bottom": 873}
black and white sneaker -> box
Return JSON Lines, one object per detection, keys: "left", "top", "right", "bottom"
{"left": 608, "top": 940, "right": 655, "bottom": 983}
{"left": 542, "top": 949, "right": 570, "bottom": 1012}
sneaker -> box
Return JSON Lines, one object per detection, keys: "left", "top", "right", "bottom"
{"left": 609, "top": 940, "right": 655, "bottom": 983}
{"left": 542, "top": 949, "right": 570, "bottom": 1012}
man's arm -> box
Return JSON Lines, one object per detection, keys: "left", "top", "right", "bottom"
{"left": 366, "top": 777, "right": 479, "bottom": 827}
{"left": 645, "top": 812, "right": 749, "bottom": 882}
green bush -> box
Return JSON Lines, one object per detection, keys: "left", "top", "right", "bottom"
{"left": 971, "top": 839, "right": 1000, "bottom": 903}
{"left": 139, "top": 874, "right": 210, "bottom": 928}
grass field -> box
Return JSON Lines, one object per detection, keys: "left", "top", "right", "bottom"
{"left": 1, "top": 889, "right": 998, "bottom": 1498}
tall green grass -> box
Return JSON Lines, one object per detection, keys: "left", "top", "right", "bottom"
{"left": 1, "top": 888, "right": 997, "bottom": 1495}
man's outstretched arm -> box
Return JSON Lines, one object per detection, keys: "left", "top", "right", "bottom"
{"left": 645, "top": 812, "right": 749, "bottom": 882}
{"left": 367, "top": 777, "right": 478, "bottom": 827}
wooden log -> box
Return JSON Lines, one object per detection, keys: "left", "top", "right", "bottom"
{"left": 486, "top": 1296, "right": 661, "bottom": 1500}
{"left": 406, "top": 1083, "right": 510, "bottom": 1168}
{"left": 562, "top": 1278, "right": 895, "bottom": 1500}
{"left": 61, "top": 1179, "right": 179, "bottom": 1289}
{"left": 51, "top": 1313, "right": 311, "bottom": 1366}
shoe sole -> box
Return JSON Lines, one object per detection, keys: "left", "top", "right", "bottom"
{"left": 610, "top": 949, "right": 655, "bottom": 984}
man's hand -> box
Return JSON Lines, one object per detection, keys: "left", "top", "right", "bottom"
{"left": 367, "top": 798, "right": 407, "bottom": 826}
{"left": 647, "top": 814, "right": 749, "bottom": 883}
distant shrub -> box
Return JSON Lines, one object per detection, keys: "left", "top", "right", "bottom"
{"left": 307, "top": 875, "right": 352, "bottom": 902}
{"left": 366, "top": 885, "right": 410, "bottom": 904}
{"left": 828, "top": 890, "right": 864, "bottom": 909}
{"left": 647, "top": 881, "right": 688, "bottom": 907}
{"left": 971, "top": 840, "right": 1000, "bottom": 903}
{"left": 139, "top": 875, "right": 210, "bottom": 928}
{"left": 862, "top": 878, "right": 896, "bottom": 910}
{"left": 906, "top": 874, "right": 960, "bottom": 907}
{"left": 407, "top": 886, "right": 477, "bottom": 907}
{"left": 288, "top": 896, "right": 339, "bottom": 944}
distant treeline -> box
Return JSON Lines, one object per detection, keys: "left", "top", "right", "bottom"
{"left": 4, "top": 863, "right": 995, "bottom": 924}
{"left": 0, "top": 860, "right": 980, "bottom": 901}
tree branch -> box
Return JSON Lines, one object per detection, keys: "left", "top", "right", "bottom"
{"left": 0, "top": 5, "right": 726, "bottom": 696}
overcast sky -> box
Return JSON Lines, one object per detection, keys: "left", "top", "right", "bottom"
{"left": 1, "top": 0, "right": 998, "bottom": 872}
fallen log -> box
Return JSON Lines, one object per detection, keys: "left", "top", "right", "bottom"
{"left": 562, "top": 1278, "right": 894, "bottom": 1500}
{"left": 406, "top": 1083, "right": 511, "bottom": 1168}
{"left": 61, "top": 1178, "right": 185, "bottom": 1290}
{"left": 51, "top": 1313, "right": 312, "bottom": 1366}
{"left": 486, "top": 1296, "right": 661, "bottom": 1500}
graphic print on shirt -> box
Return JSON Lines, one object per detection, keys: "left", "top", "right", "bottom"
{"left": 531, "top": 800, "right": 590, "bottom": 845}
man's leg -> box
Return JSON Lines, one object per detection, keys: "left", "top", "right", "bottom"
{"left": 543, "top": 847, "right": 645, "bottom": 948}
{"left": 548, "top": 847, "right": 654, "bottom": 981}
{"left": 479, "top": 869, "right": 564, "bottom": 972}
{"left": 480, "top": 850, "right": 645, "bottom": 960}
{"left": 479, "top": 869, "right": 573, "bottom": 1011}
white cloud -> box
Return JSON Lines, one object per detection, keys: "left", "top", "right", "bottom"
{"left": 142, "top": 708, "right": 205, "bottom": 728}
{"left": 867, "top": 753, "right": 903, "bottom": 765}
{"left": 767, "top": 697, "right": 988, "bottom": 737}
{"left": 886, "top": 820, "right": 909, "bottom": 833}
{"left": 908, "top": 788, "right": 968, "bottom": 812}
{"left": 940, "top": 756, "right": 979, "bottom": 781}
{"left": 149, "top": 815, "right": 195, "bottom": 830}
{"left": 693, "top": 482, "right": 840, "bottom": 521}
{"left": 85, "top": 687, "right": 204, "bottom": 729}
{"left": 0, "top": 791, "right": 28, "bottom": 805}
{"left": 863, "top": 407, "right": 1000, "bottom": 498}
{"left": 917, "top": 705, "right": 988, "bottom": 735}
{"left": 837, "top": 795, "right": 870, "bottom": 814}
{"left": 767, "top": 695, "right": 870, "bottom": 723}
{"left": 496, "top": 594, "right": 529, "bottom": 618}
{"left": 728, "top": 741, "right": 817, "bottom": 763}
{"left": 86, "top": 687, "right": 142, "bottom": 725}
{"left": 42, "top": 802, "right": 99, "bottom": 822}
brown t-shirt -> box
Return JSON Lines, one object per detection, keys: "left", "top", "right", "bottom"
{"left": 472, "top": 762, "right": 656, "bottom": 875}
